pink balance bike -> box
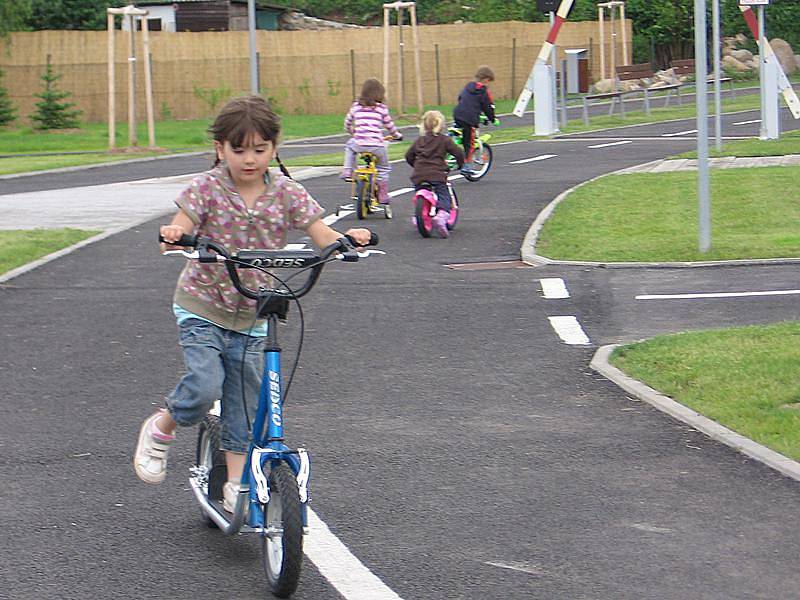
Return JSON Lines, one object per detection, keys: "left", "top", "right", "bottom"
{"left": 412, "top": 179, "right": 459, "bottom": 238}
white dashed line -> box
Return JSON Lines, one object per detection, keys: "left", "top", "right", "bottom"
{"left": 304, "top": 509, "right": 404, "bottom": 600}
{"left": 587, "top": 140, "right": 632, "bottom": 149}
{"left": 509, "top": 154, "right": 557, "bottom": 165}
{"left": 636, "top": 289, "right": 800, "bottom": 300}
{"left": 389, "top": 187, "right": 415, "bottom": 197}
{"left": 540, "top": 278, "right": 570, "bottom": 299}
{"left": 662, "top": 129, "right": 698, "bottom": 137}
{"left": 547, "top": 316, "right": 590, "bottom": 345}
{"left": 733, "top": 119, "right": 761, "bottom": 125}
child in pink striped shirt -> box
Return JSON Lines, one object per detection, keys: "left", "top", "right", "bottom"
{"left": 342, "top": 78, "right": 403, "bottom": 204}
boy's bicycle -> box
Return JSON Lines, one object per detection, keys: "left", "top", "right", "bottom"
{"left": 161, "top": 232, "right": 379, "bottom": 598}
{"left": 447, "top": 115, "right": 498, "bottom": 182}
{"left": 412, "top": 179, "right": 459, "bottom": 238}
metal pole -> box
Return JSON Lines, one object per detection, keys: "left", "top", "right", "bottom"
{"left": 107, "top": 12, "right": 116, "bottom": 150}
{"left": 712, "top": 0, "right": 722, "bottom": 152}
{"left": 127, "top": 16, "right": 137, "bottom": 147}
{"left": 695, "top": 0, "right": 711, "bottom": 253}
{"left": 247, "top": 0, "right": 257, "bottom": 94}
{"left": 758, "top": 5, "right": 767, "bottom": 140}
{"left": 550, "top": 11, "right": 559, "bottom": 133}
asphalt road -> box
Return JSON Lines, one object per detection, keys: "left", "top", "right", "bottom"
{"left": 2, "top": 105, "right": 800, "bottom": 599}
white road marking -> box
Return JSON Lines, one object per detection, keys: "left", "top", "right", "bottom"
{"left": 662, "top": 129, "right": 698, "bottom": 137}
{"left": 548, "top": 316, "right": 590, "bottom": 345}
{"left": 540, "top": 278, "right": 570, "bottom": 299}
{"left": 322, "top": 212, "right": 353, "bottom": 225}
{"left": 447, "top": 174, "right": 464, "bottom": 181}
{"left": 509, "top": 154, "right": 557, "bottom": 165}
{"left": 305, "top": 509, "right": 404, "bottom": 600}
{"left": 484, "top": 561, "right": 543, "bottom": 575}
{"left": 389, "top": 187, "right": 414, "bottom": 197}
{"left": 587, "top": 140, "right": 632, "bottom": 149}
{"left": 636, "top": 289, "right": 800, "bottom": 300}
{"left": 733, "top": 119, "right": 761, "bottom": 125}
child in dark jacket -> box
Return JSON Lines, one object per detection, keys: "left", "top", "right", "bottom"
{"left": 405, "top": 110, "right": 465, "bottom": 238}
{"left": 453, "top": 65, "right": 497, "bottom": 176}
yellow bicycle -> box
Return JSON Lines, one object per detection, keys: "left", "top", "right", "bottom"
{"left": 335, "top": 151, "right": 392, "bottom": 220}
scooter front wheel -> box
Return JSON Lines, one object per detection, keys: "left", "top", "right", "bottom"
{"left": 262, "top": 461, "right": 304, "bottom": 598}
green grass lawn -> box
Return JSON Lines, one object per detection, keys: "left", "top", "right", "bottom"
{"left": 536, "top": 166, "right": 800, "bottom": 262}
{"left": 610, "top": 322, "right": 800, "bottom": 462}
{"left": 0, "top": 229, "right": 100, "bottom": 275}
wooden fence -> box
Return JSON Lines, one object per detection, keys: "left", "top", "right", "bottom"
{"left": 0, "top": 20, "right": 631, "bottom": 124}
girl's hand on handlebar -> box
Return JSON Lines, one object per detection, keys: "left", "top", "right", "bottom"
{"left": 344, "top": 228, "right": 373, "bottom": 248}
{"left": 160, "top": 224, "right": 190, "bottom": 251}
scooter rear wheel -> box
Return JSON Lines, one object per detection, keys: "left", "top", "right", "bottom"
{"left": 414, "top": 194, "right": 433, "bottom": 238}
{"left": 196, "top": 415, "right": 226, "bottom": 528}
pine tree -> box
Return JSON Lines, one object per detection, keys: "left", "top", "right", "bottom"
{"left": 30, "top": 56, "right": 82, "bottom": 130}
{"left": 0, "top": 68, "right": 16, "bottom": 127}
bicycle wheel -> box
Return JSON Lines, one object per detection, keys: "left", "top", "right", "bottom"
{"left": 355, "top": 177, "right": 371, "bottom": 220}
{"left": 464, "top": 143, "right": 493, "bottom": 181}
{"left": 414, "top": 193, "right": 433, "bottom": 238}
{"left": 196, "top": 415, "right": 226, "bottom": 528}
{"left": 262, "top": 461, "right": 304, "bottom": 598}
{"left": 446, "top": 186, "right": 459, "bottom": 231}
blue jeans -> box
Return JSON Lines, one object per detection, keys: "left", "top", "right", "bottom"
{"left": 166, "top": 318, "right": 265, "bottom": 453}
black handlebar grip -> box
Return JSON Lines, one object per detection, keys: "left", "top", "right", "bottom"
{"left": 159, "top": 233, "right": 198, "bottom": 247}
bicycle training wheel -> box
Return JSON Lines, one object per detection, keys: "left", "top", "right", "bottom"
{"left": 262, "top": 461, "right": 304, "bottom": 598}
{"left": 196, "top": 415, "right": 226, "bottom": 528}
{"left": 355, "top": 177, "right": 371, "bottom": 220}
{"left": 464, "top": 143, "right": 493, "bottom": 181}
{"left": 414, "top": 194, "right": 433, "bottom": 238}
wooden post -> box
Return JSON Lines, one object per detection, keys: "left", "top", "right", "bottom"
{"left": 382, "top": 2, "right": 422, "bottom": 115}
{"left": 383, "top": 7, "right": 390, "bottom": 100}
{"left": 434, "top": 43, "right": 441, "bottom": 105}
{"left": 396, "top": 7, "right": 403, "bottom": 113}
{"left": 620, "top": 2, "right": 628, "bottom": 66}
{"left": 141, "top": 17, "right": 156, "bottom": 148}
{"left": 409, "top": 4, "right": 423, "bottom": 114}
{"left": 598, "top": 5, "right": 605, "bottom": 80}
{"left": 511, "top": 38, "right": 516, "bottom": 99}
{"left": 107, "top": 12, "right": 116, "bottom": 150}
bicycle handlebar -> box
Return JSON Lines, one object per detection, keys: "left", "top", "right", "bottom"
{"left": 159, "top": 232, "right": 379, "bottom": 301}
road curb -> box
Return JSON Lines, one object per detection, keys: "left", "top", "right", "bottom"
{"left": 590, "top": 344, "right": 800, "bottom": 483}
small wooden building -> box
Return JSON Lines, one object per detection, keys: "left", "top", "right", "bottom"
{"left": 131, "top": 0, "right": 290, "bottom": 32}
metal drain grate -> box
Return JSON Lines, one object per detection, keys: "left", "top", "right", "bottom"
{"left": 445, "top": 260, "right": 534, "bottom": 271}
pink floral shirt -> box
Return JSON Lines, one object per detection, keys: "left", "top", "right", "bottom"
{"left": 172, "top": 165, "right": 323, "bottom": 331}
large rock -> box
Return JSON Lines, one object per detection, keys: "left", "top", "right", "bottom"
{"left": 770, "top": 38, "right": 797, "bottom": 75}
{"left": 730, "top": 48, "right": 753, "bottom": 62}
{"left": 722, "top": 55, "right": 750, "bottom": 72}
{"left": 592, "top": 78, "right": 615, "bottom": 93}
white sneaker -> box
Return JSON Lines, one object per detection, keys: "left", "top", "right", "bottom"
{"left": 223, "top": 481, "right": 240, "bottom": 513}
{"left": 133, "top": 411, "right": 175, "bottom": 484}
